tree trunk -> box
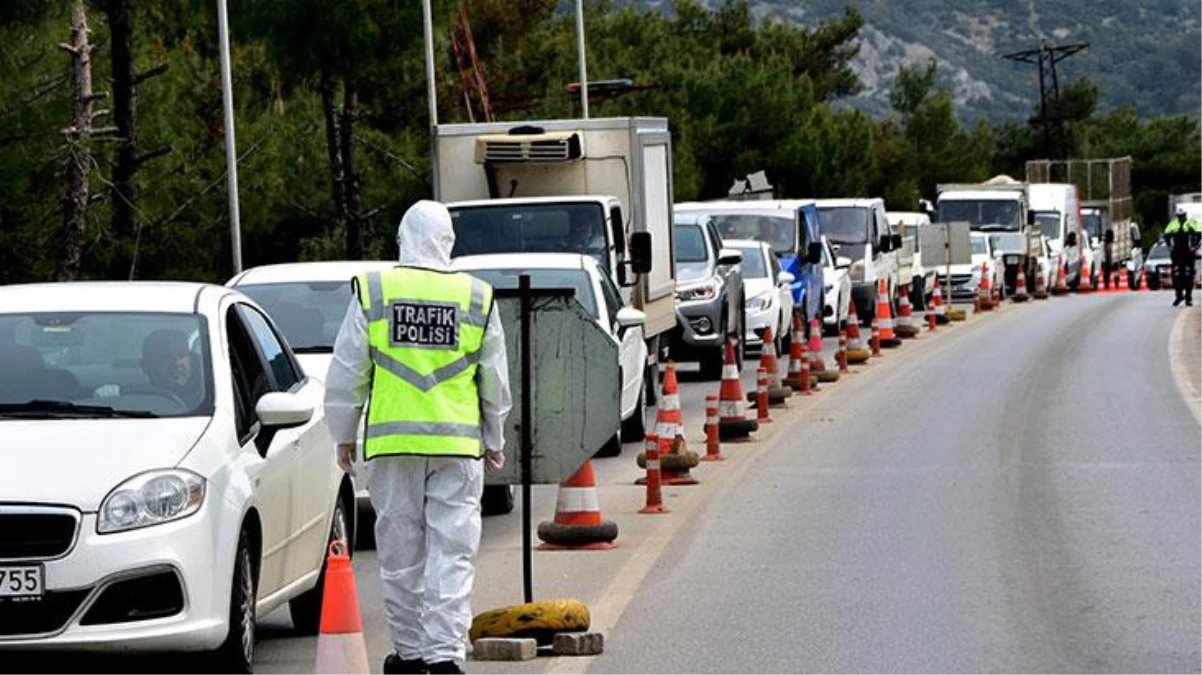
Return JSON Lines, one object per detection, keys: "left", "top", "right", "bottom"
{"left": 341, "top": 76, "right": 363, "bottom": 260}
{"left": 56, "top": 0, "right": 95, "bottom": 282}
{"left": 107, "top": 0, "right": 138, "bottom": 279}
{"left": 319, "top": 63, "right": 347, "bottom": 241}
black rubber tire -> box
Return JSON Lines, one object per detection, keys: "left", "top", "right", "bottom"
{"left": 644, "top": 360, "right": 658, "bottom": 407}
{"left": 537, "top": 520, "right": 619, "bottom": 548}
{"left": 214, "top": 528, "right": 256, "bottom": 674}
{"left": 619, "top": 389, "right": 646, "bottom": 442}
{"left": 289, "top": 497, "right": 351, "bottom": 635}
{"left": 482, "top": 485, "right": 515, "bottom": 516}
{"left": 595, "top": 432, "right": 622, "bottom": 458}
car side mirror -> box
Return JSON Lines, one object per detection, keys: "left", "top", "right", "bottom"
{"left": 878, "top": 235, "right": 892, "bottom": 252}
{"left": 615, "top": 307, "right": 645, "bottom": 328}
{"left": 891, "top": 233, "right": 903, "bottom": 250}
{"left": 256, "top": 391, "right": 313, "bottom": 430}
{"left": 717, "top": 248, "right": 744, "bottom": 266}
{"left": 836, "top": 256, "right": 853, "bottom": 270}
{"left": 776, "top": 271, "right": 795, "bottom": 286}
{"left": 628, "top": 231, "right": 652, "bottom": 274}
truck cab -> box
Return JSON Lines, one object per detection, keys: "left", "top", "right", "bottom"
{"left": 814, "top": 198, "right": 900, "bottom": 321}
{"left": 936, "top": 177, "right": 1040, "bottom": 294}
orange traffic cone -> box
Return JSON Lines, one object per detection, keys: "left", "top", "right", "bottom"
{"left": 837, "top": 329, "right": 850, "bottom": 374}
{"left": 314, "top": 540, "right": 370, "bottom": 675}
{"left": 876, "top": 279, "right": 901, "bottom": 348}
{"left": 1033, "top": 267, "right": 1049, "bottom": 300}
{"left": 638, "top": 433, "right": 669, "bottom": 514}
{"left": 1137, "top": 266, "right": 1148, "bottom": 291}
{"left": 870, "top": 321, "right": 882, "bottom": 357}
{"left": 702, "top": 394, "right": 723, "bottom": 461}
{"left": 1013, "top": 268, "right": 1030, "bottom": 302}
{"left": 932, "top": 281, "right": 950, "bottom": 323}
{"left": 895, "top": 285, "right": 919, "bottom": 338}
{"left": 753, "top": 368, "right": 772, "bottom": 424}
{"left": 809, "top": 318, "right": 840, "bottom": 382}
{"left": 783, "top": 316, "right": 813, "bottom": 392}
{"left": 1078, "top": 261, "right": 1093, "bottom": 293}
{"left": 538, "top": 460, "right": 618, "bottom": 550}
{"left": 717, "top": 339, "right": 758, "bottom": 441}
{"left": 638, "top": 364, "right": 699, "bottom": 484}
{"left": 845, "top": 302, "right": 870, "bottom": 363}
{"left": 746, "top": 325, "right": 791, "bottom": 405}
{"left": 978, "top": 262, "right": 994, "bottom": 310}
{"left": 1118, "top": 268, "right": 1130, "bottom": 292}
{"left": 1053, "top": 259, "right": 1068, "bottom": 295}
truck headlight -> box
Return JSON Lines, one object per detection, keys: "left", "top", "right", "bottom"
{"left": 98, "top": 470, "right": 206, "bottom": 534}
{"left": 676, "top": 279, "right": 720, "bottom": 302}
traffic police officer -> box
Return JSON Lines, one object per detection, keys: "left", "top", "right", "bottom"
{"left": 1164, "top": 207, "right": 1201, "bottom": 306}
{"left": 324, "top": 200, "right": 512, "bottom": 674}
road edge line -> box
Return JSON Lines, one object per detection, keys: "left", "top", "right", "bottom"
{"left": 1168, "top": 307, "right": 1201, "bottom": 425}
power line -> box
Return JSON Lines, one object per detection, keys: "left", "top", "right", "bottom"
{"left": 1002, "top": 41, "right": 1089, "bottom": 159}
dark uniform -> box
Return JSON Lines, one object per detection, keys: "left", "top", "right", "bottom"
{"left": 1164, "top": 211, "right": 1201, "bottom": 306}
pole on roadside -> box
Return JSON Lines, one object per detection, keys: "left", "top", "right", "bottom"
{"left": 519, "top": 274, "right": 534, "bottom": 604}
{"left": 574, "top": 0, "right": 589, "bottom": 119}
{"left": 216, "top": 0, "right": 242, "bottom": 275}
{"left": 421, "top": 0, "right": 438, "bottom": 127}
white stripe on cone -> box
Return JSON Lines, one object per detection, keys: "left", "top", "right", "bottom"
{"left": 556, "top": 486, "right": 601, "bottom": 514}
{"left": 719, "top": 401, "right": 743, "bottom": 419}
{"left": 655, "top": 420, "right": 679, "bottom": 438}
{"left": 660, "top": 393, "right": 680, "bottom": 411}
{"left": 722, "top": 364, "right": 739, "bottom": 379}
{"left": 315, "top": 632, "right": 370, "bottom": 675}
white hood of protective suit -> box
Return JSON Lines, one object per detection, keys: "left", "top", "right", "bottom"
{"left": 398, "top": 200, "right": 455, "bottom": 270}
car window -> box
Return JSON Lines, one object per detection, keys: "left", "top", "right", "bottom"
{"left": 818, "top": 207, "right": 870, "bottom": 245}
{"left": 597, "top": 271, "right": 624, "bottom": 330}
{"left": 673, "top": 224, "right": 709, "bottom": 263}
{"left": 0, "top": 311, "right": 213, "bottom": 418}
{"left": 769, "top": 250, "right": 782, "bottom": 279}
{"left": 735, "top": 246, "right": 768, "bottom": 278}
{"left": 465, "top": 268, "right": 598, "bottom": 319}
{"left": 236, "top": 305, "right": 303, "bottom": 391}
{"left": 237, "top": 281, "right": 352, "bottom": 353}
{"left": 226, "top": 307, "right": 270, "bottom": 440}
{"left": 706, "top": 222, "right": 722, "bottom": 260}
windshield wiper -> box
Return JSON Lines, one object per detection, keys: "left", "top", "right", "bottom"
{"left": 0, "top": 400, "right": 157, "bottom": 419}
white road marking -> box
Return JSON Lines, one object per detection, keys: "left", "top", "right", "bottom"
{"left": 1168, "top": 308, "right": 1201, "bottom": 425}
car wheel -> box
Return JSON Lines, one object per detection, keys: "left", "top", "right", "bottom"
{"left": 214, "top": 528, "right": 256, "bottom": 674}
{"left": 595, "top": 432, "right": 623, "bottom": 458}
{"left": 482, "top": 485, "right": 516, "bottom": 515}
{"left": 620, "top": 388, "right": 646, "bottom": 442}
{"left": 289, "top": 497, "right": 351, "bottom": 635}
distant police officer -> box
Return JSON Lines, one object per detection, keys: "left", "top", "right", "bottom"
{"left": 1164, "top": 207, "right": 1201, "bottom": 307}
{"left": 324, "top": 201, "right": 512, "bottom": 674}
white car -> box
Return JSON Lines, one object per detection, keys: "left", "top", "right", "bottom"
{"left": 453, "top": 253, "right": 648, "bottom": 451}
{"left": 724, "top": 239, "right": 794, "bottom": 352}
{"left": 821, "top": 235, "right": 852, "bottom": 334}
{"left": 0, "top": 282, "right": 351, "bottom": 672}
{"left": 228, "top": 262, "right": 518, "bottom": 518}
{"left": 887, "top": 210, "right": 937, "bottom": 309}
{"left": 937, "top": 232, "right": 1003, "bottom": 302}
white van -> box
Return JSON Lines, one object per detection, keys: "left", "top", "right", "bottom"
{"left": 1028, "top": 183, "right": 1081, "bottom": 256}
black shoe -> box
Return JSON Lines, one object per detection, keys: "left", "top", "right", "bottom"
{"left": 1173, "top": 297, "right": 1183, "bottom": 307}
{"left": 426, "top": 661, "right": 466, "bottom": 674}
{"left": 1188, "top": 298, "right": 1194, "bottom": 307}
{"left": 384, "top": 654, "right": 428, "bottom": 674}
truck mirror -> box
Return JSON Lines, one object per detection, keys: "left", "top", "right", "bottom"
{"left": 1104, "top": 229, "right": 1115, "bottom": 244}
{"left": 1027, "top": 210, "right": 1036, "bottom": 226}
{"left": 878, "top": 235, "right": 892, "bottom": 252}
{"left": 629, "top": 231, "right": 653, "bottom": 275}
{"left": 609, "top": 205, "right": 623, "bottom": 250}
{"left": 806, "top": 242, "right": 823, "bottom": 265}
{"left": 890, "top": 233, "right": 903, "bottom": 250}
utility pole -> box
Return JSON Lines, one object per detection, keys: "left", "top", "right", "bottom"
{"left": 1002, "top": 41, "right": 1089, "bottom": 159}
{"left": 216, "top": 0, "right": 243, "bottom": 275}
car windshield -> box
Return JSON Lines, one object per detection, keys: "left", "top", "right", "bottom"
{"left": 734, "top": 246, "right": 768, "bottom": 278}
{"left": 1149, "top": 242, "right": 1169, "bottom": 259}
{"left": 1081, "top": 212, "right": 1105, "bottom": 239}
{"left": 971, "top": 236, "right": 988, "bottom": 255}
{"left": 450, "top": 203, "right": 609, "bottom": 272}
{"left": 1033, "top": 211, "right": 1061, "bottom": 235}
{"left": 990, "top": 233, "right": 1026, "bottom": 254}
{"left": 938, "top": 199, "right": 1022, "bottom": 230}
{"left": 0, "top": 312, "right": 213, "bottom": 418}
{"left": 237, "top": 281, "right": 353, "bottom": 353}
{"left": 707, "top": 214, "right": 795, "bottom": 256}
{"left": 673, "top": 223, "right": 709, "bottom": 263}
{"left": 464, "top": 268, "right": 597, "bottom": 318}
{"left": 817, "top": 207, "right": 870, "bottom": 244}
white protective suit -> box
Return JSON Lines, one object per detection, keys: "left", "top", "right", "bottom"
{"left": 324, "top": 200, "right": 512, "bottom": 666}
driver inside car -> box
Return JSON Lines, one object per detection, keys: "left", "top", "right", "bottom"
{"left": 139, "top": 329, "right": 202, "bottom": 409}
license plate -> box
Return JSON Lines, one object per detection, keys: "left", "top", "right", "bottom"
{"left": 1004, "top": 255, "right": 1020, "bottom": 265}
{"left": 0, "top": 565, "right": 44, "bottom": 599}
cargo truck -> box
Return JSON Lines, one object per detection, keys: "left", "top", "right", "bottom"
{"left": 431, "top": 117, "right": 675, "bottom": 403}
{"left": 936, "top": 176, "right": 1042, "bottom": 295}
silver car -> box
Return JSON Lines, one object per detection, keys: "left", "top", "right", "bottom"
{"left": 670, "top": 214, "right": 745, "bottom": 379}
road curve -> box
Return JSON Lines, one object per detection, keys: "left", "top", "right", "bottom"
{"left": 590, "top": 294, "right": 1201, "bottom": 674}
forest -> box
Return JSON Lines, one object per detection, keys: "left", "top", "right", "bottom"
{"left": 1, "top": 0, "right": 1198, "bottom": 284}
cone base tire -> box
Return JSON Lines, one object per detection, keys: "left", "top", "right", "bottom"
{"left": 470, "top": 599, "right": 591, "bottom": 646}
{"left": 813, "top": 369, "right": 840, "bottom": 383}
{"left": 881, "top": 338, "right": 902, "bottom": 349}
{"left": 947, "top": 308, "right": 967, "bottom": 321}
{"left": 637, "top": 451, "right": 700, "bottom": 471}
{"left": 719, "top": 418, "right": 758, "bottom": 440}
{"left": 537, "top": 520, "right": 619, "bottom": 549}
{"left": 846, "top": 348, "right": 870, "bottom": 363}
{"left": 895, "top": 325, "right": 919, "bottom": 338}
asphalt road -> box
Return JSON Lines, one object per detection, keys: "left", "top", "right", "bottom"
{"left": 15, "top": 293, "right": 1199, "bottom": 674}
{"left": 589, "top": 294, "right": 1201, "bottom": 674}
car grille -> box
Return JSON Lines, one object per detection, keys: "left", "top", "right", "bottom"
{"left": 0, "top": 589, "right": 91, "bottom": 637}
{"left": 0, "top": 506, "right": 80, "bottom": 560}
{"left": 938, "top": 274, "right": 974, "bottom": 286}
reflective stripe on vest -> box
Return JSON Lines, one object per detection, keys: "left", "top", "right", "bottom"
{"left": 357, "top": 267, "right": 492, "bottom": 459}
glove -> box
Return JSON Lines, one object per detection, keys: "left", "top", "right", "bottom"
{"left": 484, "top": 449, "right": 505, "bottom": 473}
{"left": 336, "top": 443, "right": 356, "bottom": 477}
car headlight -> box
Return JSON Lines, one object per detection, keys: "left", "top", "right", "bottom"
{"left": 676, "top": 279, "right": 720, "bottom": 302}
{"left": 849, "top": 260, "right": 865, "bottom": 283}
{"left": 823, "top": 282, "right": 833, "bottom": 293}
{"left": 970, "top": 265, "right": 981, "bottom": 280}
{"left": 745, "top": 291, "right": 773, "bottom": 311}
{"left": 98, "top": 469, "right": 206, "bottom": 534}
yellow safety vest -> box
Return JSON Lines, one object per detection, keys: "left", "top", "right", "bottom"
{"left": 356, "top": 266, "right": 493, "bottom": 459}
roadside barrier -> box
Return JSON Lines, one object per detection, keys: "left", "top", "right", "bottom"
{"left": 314, "top": 540, "right": 370, "bottom": 675}
{"left": 539, "top": 460, "right": 619, "bottom": 550}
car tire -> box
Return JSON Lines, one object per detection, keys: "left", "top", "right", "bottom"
{"left": 289, "top": 496, "right": 351, "bottom": 635}
{"left": 214, "top": 528, "right": 256, "bottom": 674}
{"left": 620, "top": 388, "right": 646, "bottom": 442}
{"left": 482, "top": 485, "right": 516, "bottom": 516}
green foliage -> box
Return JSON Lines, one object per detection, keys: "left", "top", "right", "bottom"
{"left": 0, "top": 1, "right": 1196, "bottom": 284}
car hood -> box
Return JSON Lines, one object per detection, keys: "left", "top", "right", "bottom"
{"left": 743, "top": 277, "right": 775, "bottom": 300}
{"left": 0, "top": 418, "right": 209, "bottom": 511}
{"left": 676, "top": 261, "right": 714, "bottom": 285}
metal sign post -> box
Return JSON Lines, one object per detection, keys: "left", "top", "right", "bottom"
{"left": 519, "top": 274, "right": 533, "bottom": 603}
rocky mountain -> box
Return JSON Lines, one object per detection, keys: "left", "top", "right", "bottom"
{"left": 619, "top": 0, "right": 1202, "bottom": 122}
